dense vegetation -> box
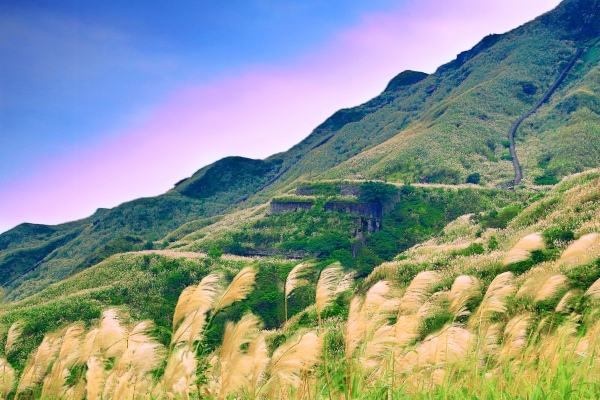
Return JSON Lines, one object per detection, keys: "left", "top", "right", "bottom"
{"left": 186, "top": 183, "right": 523, "bottom": 277}
{"left": 2, "top": 0, "right": 600, "bottom": 303}
{"left": 2, "top": 169, "right": 600, "bottom": 399}
{"left": 1, "top": 1, "right": 600, "bottom": 398}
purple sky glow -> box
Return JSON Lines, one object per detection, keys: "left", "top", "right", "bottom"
{"left": 0, "top": 0, "right": 561, "bottom": 233}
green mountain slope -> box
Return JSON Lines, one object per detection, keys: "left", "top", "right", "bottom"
{"left": 2, "top": 168, "right": 599, "bottom": 393}
{"left": 1, "top": 0, "right": 599, "bottom": 301}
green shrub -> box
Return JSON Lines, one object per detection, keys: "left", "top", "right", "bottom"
{"left": 542, "top": 227, "right": 575, "bottom": 248}
{"left": 466, "top": 173, "right": 481, "bottom": 184}
{"left": 419, "top": 310, "right": 453, "bottom": 339}
{"left": 475, "top": 205, "right": 522, "bottom": 229}
{"left": 488, "top": 236, "right": 499, "bottom": 251}
{"left": 208, "top": 247, "right": 223, "bottom": 258}
{"left": 450, "top": 243, "right": 485, "bottom": 257}
{"left": 359, "top": 181, "right": 398, "bottom": 204}
{"left": 534, "top": 172, "right": 560, "bottom": 185}
{"left": 567, "top": 259, "right": 600, "bottom": 290}
{"left": 328, "top": 249, "right": 356, "bottom": 269}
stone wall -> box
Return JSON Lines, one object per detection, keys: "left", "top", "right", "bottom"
{"left": 270, "top": 201, "right": 315, "bottom": 213}
{"left": 243, "top": 248, "right": 310, "bottom": 259}
{"left": 324, "top": 201, "right": 382, "bottom": 233}
{"left": 324, "top": 201, "right": 382, "bottom": 219}
{"left": 339, "top": 185, "right": 361, "bottom": 197}
{"left": 294, "top": 186, "right": 316, "bottom": 196}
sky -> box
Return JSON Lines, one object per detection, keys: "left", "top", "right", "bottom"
{"left": 0, "top": 0, "right": 562, "bottom": 234}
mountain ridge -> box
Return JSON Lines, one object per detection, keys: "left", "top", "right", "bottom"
{"left": 1, "top": 0, "right": 599, "bottom": 300}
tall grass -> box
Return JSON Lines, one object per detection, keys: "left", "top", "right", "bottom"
{"left": 4, "top": 236, "right": 600, "bottom": 399}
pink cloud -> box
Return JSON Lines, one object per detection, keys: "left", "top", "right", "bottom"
{"left": 0, "top": 0, "right": 561, "bottom": 232}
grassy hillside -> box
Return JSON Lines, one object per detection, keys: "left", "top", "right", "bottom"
{"left": 321, "top": 22, "right": 599, "bottom": 186}
{"left": 176, "top": 182, "right": 525, "bottom": 276}
{"left": 1, "top": 2, "right": 600, "bottom": 397}
{"left": 2, "top": 167, "right": 600, "bottom": 398}
{"left": 2, "top": 0, "right": 599, "bottom": 302}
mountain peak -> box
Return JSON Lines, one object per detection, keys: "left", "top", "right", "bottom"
{"left": 383, "top": 70, "right": 428, "bottom": 92}
{"left": 542, "top": 0, "right": 600, "bottom": 40}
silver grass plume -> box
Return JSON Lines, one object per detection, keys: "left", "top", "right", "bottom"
{"left": 218, "top": 313, "right": 261, "bottom": 398}
{"left": 344, "top": 297, "right": 365, "bottom": 362}
{"left": 285, "top": 262, "right": 313, "bottom": 300}
{"left": 449, "top": 275, "right": 480, "bottom": 318}
{"left": 480, "top": 323, "right": 502, "bottom": 361}
{"left": 41, "top": 323, "right": 85, "bottom": 399}
{"left": 4, "top": 321, "right": 24, "bottom": 355}
{"left": 558, "top": 233, "right": 600, "bottom": 267}
{"left": 96, "top": 309, "right": 127, "bottom": 358}
{"left": 173, "top": 273, "right": 220, "bottom": 329}
{"left": 585, "top": 276, "right": 600, "bottom": 300}
{"left": 86, "top": 357, "right": 105, "bottom": 400}
{"left": 397, "top": 292, "right": 451, "bottom": 354}
{"left": 0, "top": 358, "right": 15, "bottom": 399}
{"left": 499, "top": 314, "right": 532, "bottom": 360}
{"left": 245, "top": 335, "right": 270, "bottom": 398}
{"left": 362, "top": 324, "right": 395, "bottom": 375}
{"left": 265, "top": 331, "right": 321, "bottom": 392}
{"left": 17, "top": 333, "right": 61, "bottom": 395}
{"left": 213, "top": 265, "right": 257, "bottom": 314}
{"left": 346, "top": 282, "right": 399, "bottom": 373}
{"left": 469, "top": 272, "right": 515, "bottom": 328}
{"left": 556, "top": 290, "right": 579, "bottom": 313}
{"left": 516, "top": 272, "right": 550, "bottom": 300}
{"left": 285, "top": 262, "right": 313, "bottom": 323}
{"left": 171, "top": 310, "right": 208, "bottom": 346}
{"left": 316, "top": 263, "right": 345, "bottom": 325}
{"left": 79, "top": 328, "right": 99, "bottom": 363}
{"left": 364, "top": 296, "right": 400, "bottom": 369}
{"left": 40, "top": 365, "right": 69, "bottom": 400}
{"left": 172, "top": 286, "right": 195, "bottom": 330}
{"left": 394, "top": 314, "right": 420, "bottom": 348}
{"left": 413, "top": 325, "right": 473, "bottom": 367}
{"left": 398, "top": 271, "right": 439, "bottom": 315}
{"left": 103, "top": 320, "right": 165, "bottom": 399}
{"left": 171, "top": 273, "right": 221, "bottom": 346}
{"left": 534, "top": 274, "right": 568, "bottom": 303}
{"left": 162, "top": 345, "right": 197, "bottom": 400}
{"left": 503, "top": 233, "right": 544, "bottom": 265}
{"left": 57, "top": 324, "right": 85, "bottom": 367}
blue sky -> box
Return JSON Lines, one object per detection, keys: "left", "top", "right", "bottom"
{"left": 0, "top": 0, "right": 397, "bottom": 181}
{"left": 0, "top": 0, "right": 561, "bottom": 233}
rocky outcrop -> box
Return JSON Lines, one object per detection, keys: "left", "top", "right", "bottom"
{"left": 294, "top": 186, "right": 317, "bottom": 196}
{"left": 243, "top": 248, "right": 310, "bottom": 259}
{"left": 324, "top": 201, "right": 382, "bottom": 219}
{"left": 324, "top": 201, "right": 382, "bottom": 233}
{"left": 270, "top": 201, "right": 315, "bottom": 213}
{"left": 339, "top": 185, "right": 361, "bottom": 197}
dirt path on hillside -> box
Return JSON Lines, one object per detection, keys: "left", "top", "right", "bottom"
{"left": 508, "top": 48, "right": 582, "bottom": 187}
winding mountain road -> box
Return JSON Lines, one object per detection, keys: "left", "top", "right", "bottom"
{"left": 508, "top": 48, "right": 582, "bottom": 187}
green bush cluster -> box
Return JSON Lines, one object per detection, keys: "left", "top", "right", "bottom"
{"left": 474, "top": 205, "right": 522, "bottom": 229}
{"left": 542, "top": 227, "right": 575, "bottom": 248}
{"left": 450, "top": 243, "right": 485, "bottom": 257}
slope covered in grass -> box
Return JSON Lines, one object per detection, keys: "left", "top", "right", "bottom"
{"left": 2, "top": 0, "right": 600, "bottom": 302}
{"left": 2, "top": 170, "right": 600, "bottom": 399}
{"left": 176, "top": 182, "right": 524, "bottom": 276}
